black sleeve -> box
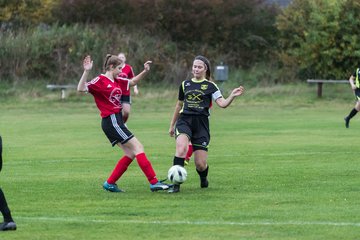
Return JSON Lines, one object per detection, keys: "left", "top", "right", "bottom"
{"left": 0, "top": 136, "right": 2, "bottom": 172}
{"left": 178, "top": 83, "right": 184, "bottom": 101}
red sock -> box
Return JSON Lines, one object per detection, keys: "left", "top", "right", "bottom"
{"left": 136, "top": 152, "right": 158, "bottom": 184}
{"left": 185, "top": 144, "right": 193, "bottom": 160}
{"left": 107, "top": 156, "right": 133, "bottom": 184}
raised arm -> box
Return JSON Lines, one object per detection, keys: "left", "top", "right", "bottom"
{"left": 77, "top": 55, "right": 93, "bottom": 92}
{"left": 169, "top": 100, "right": 183, "bottom": 137}
{"left": 215, "top": 86, "right": 245, "bottom": 108}
{"left": 349, "top": 75, "right": 357, "bottom": 90}
{"left": 129, "top": 61, "right": 152, "bottom": 87}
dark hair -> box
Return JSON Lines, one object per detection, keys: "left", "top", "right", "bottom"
{"left": 103, "top": 54, "right": 122, "bottom": 71}
{"left": 194, "top": 55, "right": 211, "bottom": 79}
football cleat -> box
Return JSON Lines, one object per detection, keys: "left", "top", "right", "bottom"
{"left": 150, "top": 181, "right": 170, "bottom": 192}
{"left": 344, "top": 117, "right": 350, "bottom": 128}
{"left": 103, "top": 181, "right": 124, "bottom": 192}
{"left": 168, "top": 184, "right": 180, "bottom": 193}
{"left": 200, "top": 178, "right": 209, "bottom": 188}
{"left": 0, "top": 221, "right": 16, "bottom": 231}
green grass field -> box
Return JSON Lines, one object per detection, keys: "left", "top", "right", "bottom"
{"left": 0, "top": 84, "right": 359, "bottom": 239}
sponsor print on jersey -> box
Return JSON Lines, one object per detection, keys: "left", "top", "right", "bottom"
{"left": 109, "top": 88, "right": 122, "bottom": 107}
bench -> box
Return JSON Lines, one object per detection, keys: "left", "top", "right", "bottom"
{"left": 306, "top": 79, "right": 348, "bottom": 97}
{"left": 46, "top": 84, "right": 77, "bottom": 99}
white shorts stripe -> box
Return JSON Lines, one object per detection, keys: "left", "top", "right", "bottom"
{"left": 110, "top": 114, "right": 128, "bottom": 140}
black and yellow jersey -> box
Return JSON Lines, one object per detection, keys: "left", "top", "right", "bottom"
{"left": 352, "top": 68, "right": 360, "bottom": 88}
{"left": 178, "top": 78, "right": 222, "bottom": 116}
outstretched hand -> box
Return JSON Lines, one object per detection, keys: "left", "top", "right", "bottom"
{"left": 169, "top": 127, "right": 175, "bottom": 137}
{"left": 143, "top": 61, "right": 152, "bottom": 72}
{"left": 83, "top": 55, "right": 93, "bottom": 71}
{"left": 231, "top": 86, "right": 245, "bottom": 97}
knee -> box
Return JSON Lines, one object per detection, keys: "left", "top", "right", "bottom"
{"left": 195, "top": 161, "right": 207, "bottom": 171}
{"left": 175, "top": 142, "right": 188, "bottom": 157}
{"left": 133, "top": 142, "right": 144, "bottom": 155}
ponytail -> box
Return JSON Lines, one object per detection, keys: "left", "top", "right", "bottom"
{"left": 103, "top": 54, "right": 122, "bottom": 71}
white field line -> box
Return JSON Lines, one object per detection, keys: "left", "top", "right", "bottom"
{"left": 16, "top": 216, "right": 360, "bottom": 227}
{"left": 5, "top": 151, "right": 356, "bottom": 165}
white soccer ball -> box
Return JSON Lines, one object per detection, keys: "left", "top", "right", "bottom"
{"left": 168, "top": 165, "right": 187, "bottom": 184}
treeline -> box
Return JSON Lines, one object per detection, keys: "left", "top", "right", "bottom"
{"left": 1, "top": 0, "right": 360, "bottom": 85}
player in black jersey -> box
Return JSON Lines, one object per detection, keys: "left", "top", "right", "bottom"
{"left": 168, "top": 55, "right": 244, "bottom": 193}
{"left": 0, "top": 136, "right": 16, "bottom": 231}
{"left": 344, "top": 68, "right": 360, "bottom": 128}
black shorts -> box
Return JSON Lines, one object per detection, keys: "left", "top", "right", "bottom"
{"left": 355, "top": 88, "right": 360, "bottom": 100}
{"left": 175, "top": 114, "right": 210, "bottom": 151}
{"left": 120, "top": 95, "right": 131, "bottom": 104}
{"left": 101, "top": 112, "right": 134, "bottom": 146}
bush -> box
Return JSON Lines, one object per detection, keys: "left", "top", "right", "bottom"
{"left": 276, "top": 0, "right": 360, "bottom": 80}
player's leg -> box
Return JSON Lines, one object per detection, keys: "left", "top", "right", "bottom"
{"left": 184, "top": 144, "right": 193, "bottom": 165}
{"left": 101, "top": 114, "right": 134, "bottom": 192}
{"left": 168, "top": 134, "right": 190, "bottom": 193}
{"left": 122, "top": 102, "right": 131, "bottom": 124}
{"left": 0, "top": 136, "right": 16, "bottom": 231}
{"left": 103, "top": 147, "right": 134, "bottom": 193}
{"left": 168, "top": 117, "right": 193, "bottom": 193}
{"left": 194, "top": 149, "right": 209, "bottom": 188}
{"left": 344, "top": 90, "right": 360, "bottom": 128}
{"left": 345, "top": 101, "right": 360, "bottom": 128}
{"left": 0, "top": 189, "right": 16, "bottom": 231}
{"left": 191, "top": 116, "right": 210, "bottom": 188}
{"left": 123, "top": 137, "right": 169, "bottom": 191}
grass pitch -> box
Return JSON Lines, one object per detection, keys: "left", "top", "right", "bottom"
{"left": 0, "top": 84, "right": 359, "bottom": 239}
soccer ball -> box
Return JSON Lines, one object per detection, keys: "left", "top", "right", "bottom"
{"left": 167, "top": 165, "right": 187, "bottom": 184}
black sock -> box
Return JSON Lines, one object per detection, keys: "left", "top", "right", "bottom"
{"left": 173, "top": 156, "right": 185, "bottom": 167}
{"left": 0, "top": 188, "right": 13, "bottom": 222}
{"left": 347, "top": 108, "right": 358, "bottom": 119}
{"left": 196, "top": 165, "right": 209, "bottom": 179}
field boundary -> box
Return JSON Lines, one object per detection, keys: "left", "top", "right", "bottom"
{"left": 17, "top": 216, "right": 360, "bottom": 227}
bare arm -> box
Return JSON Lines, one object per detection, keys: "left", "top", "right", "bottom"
{"left": 349, "top": 75, "right": 357, "bottom": 90}
{"left": 215, "top": 86, "right": 245, "bottom": 108}
{"left": 133, "top": 85, "right": 139, "bottom": 95}
{"left": 169, "top": 100, "right": 183, "bottom": 137}
{"left": 129, "top": 61, "right": 152, "bottom": 87}
{"left": 78, "top": 55, "right": 93, "bottom": 92}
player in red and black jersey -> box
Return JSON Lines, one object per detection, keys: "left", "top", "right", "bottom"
{"left": 78, "top": 55, "right": 169, "bottom": 192}
{"left": 117, "top": 53, "right": 138, "bottom": 123}
{"left": 168, "top": 55, "right": 244, "bottom": 193}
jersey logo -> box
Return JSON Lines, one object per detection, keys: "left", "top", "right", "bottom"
{"left": 185, "top": 82, "right": 191, "bottom": 87}
{"left": 107, "top": 84, "right": 112, "bottom": 88}
{"left": 109, "top": 88, "right": 122, "bottom": 107}
{"left": 188, "top": 93, "right": 202, "bottom": 101}
{"left": 201, "top": 84, "right": 208, "bottom": 90}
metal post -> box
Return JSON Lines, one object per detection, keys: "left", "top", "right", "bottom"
{"left": 317, "top": 82, "right": 323, "bottom": 98}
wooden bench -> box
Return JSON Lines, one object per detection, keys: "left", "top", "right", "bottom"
{"left": 46, "top": 84, "right": 77, "bottom": 99}
{"left": 306, "top": 79, "right": 348, "bottom": 97}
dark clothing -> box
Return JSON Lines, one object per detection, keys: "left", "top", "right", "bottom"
{"left": 120, "top": 95, "right": 131, "bottom": 104}
{"left": 178, "top": 79, "right": 222, "bottom": 116}
{"left": 0, "top": 136, "right": 14, "bottom": 223}
{"left": 101, "top": 112, "right": 134, "bottom": 146}
{"left": 175, "top": 114, "right": 210, "bottom": 151}
{"left": 0, "top": 136, "right": 2, "bottom": 172}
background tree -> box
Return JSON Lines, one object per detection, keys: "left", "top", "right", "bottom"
{"left": 276, "top": 0, "right": 360, "bottom": 80}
